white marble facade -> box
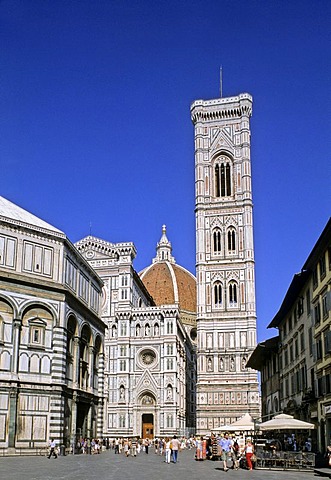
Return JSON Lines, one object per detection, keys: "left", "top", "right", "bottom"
{"left": 191, "top": 94, "right": 260, "bottom": 434}
{"left": 0, "top": 197, "right": 105, "bottom": 453}
{"left": 75, "top": 235, "right": 196, "bottom": 438}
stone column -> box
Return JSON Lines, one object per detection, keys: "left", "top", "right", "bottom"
{"left": 87, "top": 402, "right": 93, "bottom": 440}
{"left": 73, "top": 337, "right": 80, "bottom": 388}
{"left": 70, "top": 393, "right": 77, "bottom": 453}
{"left": 88, "top": 346, "right": 94, "bottom": 391}
{"left": 8, "top": 387, "right": 18, "bottom": 448}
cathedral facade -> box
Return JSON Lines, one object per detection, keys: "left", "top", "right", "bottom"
{"left": 76, "top": 227, "right": 197, "bottom": 438}
{"left": 191, "top": 93, "right": 260, "bottom": 434}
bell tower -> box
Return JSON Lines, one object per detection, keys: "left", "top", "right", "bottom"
{"left": 191, "top": 93, "right": 260, "bottom": 434}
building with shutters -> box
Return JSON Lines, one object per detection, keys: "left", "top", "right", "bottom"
{"left": 248, "top": 218, "right": 331, "bottom": 452}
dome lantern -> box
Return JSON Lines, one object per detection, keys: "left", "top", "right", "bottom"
{"left": 152, "top": 224, "right": 175, "bottom": 264}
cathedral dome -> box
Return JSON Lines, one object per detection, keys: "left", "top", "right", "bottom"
{"left": 139, "top": 225, "right": 196, "bottom": 314}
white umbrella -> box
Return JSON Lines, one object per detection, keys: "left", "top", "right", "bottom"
{"left": 213, "top": 413, "right": 255, "bottom": 432}
{"left": 259, "top": 413, "right": 315, "bottom": 431}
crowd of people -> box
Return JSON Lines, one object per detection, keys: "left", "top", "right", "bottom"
{"left": 47, "top": 432, "right": 316, "bottom": 470}
{"left": 63, "top": 433, "right": 256, "bottom": 470}
{"left": 111, "top": 435, "right": 183, "bottom": 463}
{"left": 195, "top": 433, "right": 256, "bottom": 470}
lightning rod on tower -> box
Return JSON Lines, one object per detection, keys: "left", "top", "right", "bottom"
{"left": 220, "top": 66, "right": 223, "bottom": 98}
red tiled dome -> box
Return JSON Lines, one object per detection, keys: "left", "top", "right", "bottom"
{"left": 140, "top": 225, "right": 197, "bottom": 314}
{"left": 140, "top": 261, "right": 196, "bottom": 313}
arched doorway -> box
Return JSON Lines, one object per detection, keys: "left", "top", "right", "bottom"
{"left": 142, "top": 413, "right": 154, "bottom": 439}
{"left": 140, "top": 393, "right": 156, "bottom": 439}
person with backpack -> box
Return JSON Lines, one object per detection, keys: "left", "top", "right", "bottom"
{"left": 232, "top": 439, "right": 240, "bottom": 470}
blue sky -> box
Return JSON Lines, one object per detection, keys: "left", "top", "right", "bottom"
{"left": 1, "top": 0, "right": 330, "bottom": 341}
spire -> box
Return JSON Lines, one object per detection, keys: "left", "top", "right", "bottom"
{"left": 152, "top": 225, "right": 176, "bottom": 264}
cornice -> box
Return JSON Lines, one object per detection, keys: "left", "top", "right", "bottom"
{"left": 191, "top": 94, "right": 252, "bottom": 125}
{"left": 0, "top": 218, "right": 65, "bottom": 243}
{"left": 75, "top": 235, "right": 136, "bottom": 259}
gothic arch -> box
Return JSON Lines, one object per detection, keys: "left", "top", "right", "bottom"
{"left": 228, "top": 280, "right": 238, "bottom": 304}
{"left": 139, "top": 391, "right": 156, "bottom": 406}
{"left": 213, "top": 281, "right": 223, "bottom": 306}
{"left": 227, "top": 226, "right": 236, "bottom": 252}
{"left": 94, "top": 334, "right": 103, "bottom": 353}
{"left": 66, "top": 314, "right": 78, "bottom": 336}
{"left": 212, "top": 152, "right": 234, "bottom": 198}
{"left": 212, "top": 227, "right": 222, "bottom": 254}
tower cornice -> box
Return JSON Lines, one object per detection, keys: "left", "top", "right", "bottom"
{"left": 190, "top": 93, "right": 252, "bottom": 125}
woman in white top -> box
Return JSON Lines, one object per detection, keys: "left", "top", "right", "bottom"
{"left": 244, "top": 440, "right": 254, "bottom": 470}
{"left": 165, "top": 437, "right": 171, "bottom": 464}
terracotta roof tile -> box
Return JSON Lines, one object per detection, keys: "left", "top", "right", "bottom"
{"left": 140, "top": 262, "right": 196, "bottom": 313}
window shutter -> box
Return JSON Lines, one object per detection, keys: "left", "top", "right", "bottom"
{"left": 312, "top": 343, "right": 317, "bottom": 361}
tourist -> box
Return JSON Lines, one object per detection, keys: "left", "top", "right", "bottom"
{"left": 231, "top": 438, "right": 240, "bottom": 470}
{"left": 195, "top": 436, "right": 203, "bottom": 460}
{"left": 123, "top": 438, "right": 130, "bottom": 457}
{"left": 164, "top": 437, "right": 171, "bottom": 464}
{"left": 159, "top": 438, "right": 164, "bottom": 456}
{"left": 114, "top": 438, "right": 119, "bottom": 454}
{"left": 144, "top": 438, "right": 149, "bottom": 454}
{"left": 137, "top": 439, "right": 141, "bottom": 454}
{"left": 48, "top": 438, "right": 58, "bottom": 459}
{"left": 171, "top": 435, "right": 180, "bottom": 463}
{"left": 244, "top": 439, "right": 254, "bottom": 470}
{"left": 220, "top": 433, "right": 232, "bottom": 472}
{"left": 130, "top": 437, "right": 137, "bottom": 457}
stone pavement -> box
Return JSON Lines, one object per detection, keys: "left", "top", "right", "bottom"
{"left": 1, "top": 448, "right": 318, "bottom": 480}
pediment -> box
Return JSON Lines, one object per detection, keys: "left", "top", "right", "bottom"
{"left": 210, "top": 217, "right": 224, "bottom": 229}
{"left": 75, "top": 236, "right": 120, "bottom": 261}
{"left": 210, "top": 127, "right": 234, "bottom": 153}
{"left": 135, "top": 369, "right": 158, "bottom": 398}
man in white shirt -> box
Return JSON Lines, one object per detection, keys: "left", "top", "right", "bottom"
{"left": 48, "top": 439, "right": 58, "bottom": 459}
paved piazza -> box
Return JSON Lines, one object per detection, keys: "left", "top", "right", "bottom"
{"left": 1, "top": 449, "right": 317, "bottom": 480}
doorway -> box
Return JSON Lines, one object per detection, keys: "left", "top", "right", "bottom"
{"left": 142, "top": 414, "right": 154, "bottom": 439}
{"left": 76, "top": 402, "right": 90, "bottom": 438}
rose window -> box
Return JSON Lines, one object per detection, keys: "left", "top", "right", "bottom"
{"left": 140, "top": 349, "right": 156, "bottom": 366}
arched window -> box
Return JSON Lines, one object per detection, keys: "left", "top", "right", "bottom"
{"left": 66, "top": 315, "right": 77, "bottom": 381}
{"left": 0, "top": 300, "right": 13, "bottom": 344}
{"left": 227, "top": 228, "right": 236, "bottom": 252}
{"left": 93, "top": 336, "right": 102, "bottom": 390}
{"left": 79, "top": 325, "right": 91, "bottom": 390}
{"left": 229, "top": 282, "right": 238, "bottom": 304}
{"left": 214, "top": 282, "right": 222, "bottom": 306}
{"left": 213, "top": 229, "right": 221, "bottom": 253}
{"left": 215, "top": 158, "right": 232, "bottom": 197}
